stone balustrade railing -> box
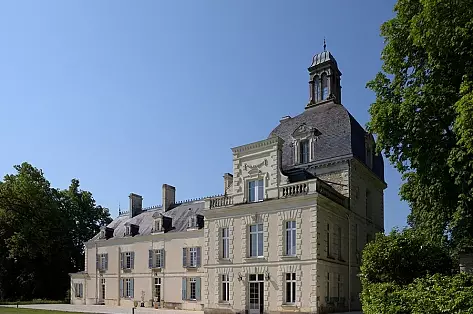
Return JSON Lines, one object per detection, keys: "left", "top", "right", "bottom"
{"left": 280, "top": 182, "right": 309, "bottom": 197}
{"left": 209, "top": 194, "right": 234, "bottom": 209}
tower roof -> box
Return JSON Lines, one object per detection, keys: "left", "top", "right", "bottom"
{"left": 309, "top": 50, "right": 338, "bottom": 69}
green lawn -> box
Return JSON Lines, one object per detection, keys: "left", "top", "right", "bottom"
{"left": 0, "top": 308, "right": 85, "bottom": 314}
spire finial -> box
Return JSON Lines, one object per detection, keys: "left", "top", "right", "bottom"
{"left": 118, "top": 202, "right": 121, "bottom": 215}
{"left": 323, "top": 37, "right": 326, "bottom": 51}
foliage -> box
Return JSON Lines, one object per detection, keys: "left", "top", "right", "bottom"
{"left": 361, "top": 273, "right": 473, "bottom": 314}
{"left": 0, "top": 163, "right": 111, "bottom": 301}
{"left": 367, "top": 0, "right": 473, "bottom": 250}
{"left": 360, "top": 229, "right": 452, "bottom": 286}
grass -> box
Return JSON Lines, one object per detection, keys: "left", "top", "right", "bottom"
{"left": 0, "top": 302, "right": 64, "bottom": 306}
{"left": 0, "top": 309, "right": 85, "bottom": 314}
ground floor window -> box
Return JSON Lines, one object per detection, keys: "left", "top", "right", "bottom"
{"left": 101, "top": 278, "right": 106, "bottom": 300}
{"left": 285, "top": 273, "right": 296, "bottom": 304}
{"left": 221, "top": 274, "right": 230, "bottom": 302}
{"left": 190, "top": 278, "right": 197, "bottom": 300}
{"left": 154, "top": 277, "right": 161, "bottom": 302}
{"left": 74, "top": 283, "right": 83, "bottom": 298}
{"left": 182, "top": 277, "right": 201, "bottom": 301}
{"left": 120, "top": 278, "right": 134, "bottom": 298}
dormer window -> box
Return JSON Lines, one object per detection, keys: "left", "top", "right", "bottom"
{"left": 154, "top": 219, "right": 162, "bottom": 233}
{"left": 188, "top": 216, "right": 197, "bottom": 229}
{"left": 125, "top": 226, "right": 131, "bottom": 236}
{"left": 99, "top": 230, "right": 106, "bottom": 239}
{"left": 248, "top": 179, "right": 264, "bottom": 203}
{"left": 300, "top": 140, "right": 310, "bottom": 164}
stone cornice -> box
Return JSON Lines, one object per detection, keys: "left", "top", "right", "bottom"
{"left": 231, "top": 136, "right": 283, "bottom": 154}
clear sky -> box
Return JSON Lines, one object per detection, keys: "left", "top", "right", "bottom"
{"left": 0, "top": 0, "right": 408, "bottom": 231}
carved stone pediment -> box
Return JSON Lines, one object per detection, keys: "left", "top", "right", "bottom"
{"left": 292, "top": 123, "right": 321, "bottom": 139}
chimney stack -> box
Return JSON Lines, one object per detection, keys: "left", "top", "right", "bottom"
{"left": 162, "top": 184, "right": 176, "bottom": 211}
{"left": 129, "top": 193, "right": 143, "bottom": 218}
{"left": 223, "top": 173, "right": 233, "bottom": 195}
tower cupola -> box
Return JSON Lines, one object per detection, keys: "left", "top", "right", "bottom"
{"left": 306, "top": 40, "right": 342, "bottom": 108}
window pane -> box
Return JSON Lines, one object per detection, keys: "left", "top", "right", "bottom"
{"left": 257, "top": 183, "right": 263, "bottom": 201}
{"left": 258, "top": 231, "right": 263, "bottom": 256}
{"left": 257, "top": 223, "right": 263, "bottom": 232}
{"left": 250, "top": 233, "right": 256, "bottom": 257}
{"left": 286, "top": 282, "right": 291, "bottom": 303}
{"left": 286, "top": 273, "right": 291, "bottom": 280}
{"left": 292, "top": 282, "right": 296, "bottom": 302}
{"left": 249, "top": 274, "right": 256, "bottom": 281}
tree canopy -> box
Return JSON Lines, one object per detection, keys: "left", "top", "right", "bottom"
{"left": 0, "top": 162, "right": 111, "bottom": 301}
{"left": 367, "top": 0, "right": 473, "bottom": 251}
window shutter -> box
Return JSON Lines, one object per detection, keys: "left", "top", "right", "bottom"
{"left": 96, "top": 254, "right": 99, "bottom": 270}
{"left": 196, "top": 247, "right": 201, "bottom": 267}
{"left": 196, "top": 277, "right": 201, "bottom": 301}
{"left": 105, "top": 254, "right": 108, "bottom": 270}
{"left": 131, "top": 252, "right": 135, "bottom": 269}
{"left": 120, "top": 252, "right": 124, "bottom": 269}
{"left": 182, "top": 278, "right": 187, "bottom": 300}
{"left": 182, "top": 248, "right": 187, "bottom": 268}
{"left": 119, "top": 279, "right": 123, "bottom": 297}
{"left": 160, "top": 249, "right": 165, "bottom": 268}
{"left": 148, "top": 250, "right": 153, "bottom": 269}
{"left": 130, "top": 279, "right": 134, "bottom": 298}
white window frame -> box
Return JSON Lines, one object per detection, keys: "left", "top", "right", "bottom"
{"left": 154, "top": 219, "right": 162, "bottom": 233}
{"left": 154, "top": 277, "right": 161, "bottom": 299}
{"left": 285, "top": 273, "right": 296, "bottom": 304}
{"left": 299, "top": 139, "right": 310, "bottom": 164}
{"left": 125, "top": 252, "right": 132, "bottom": 269}
{"left": 327, "top": 224, "right": 331, "bottom": 257}
{"left": 124, "top": 278, "right": 133, "bottom": 298}
{"left": 249, "top": 223, "right": 264, "bottom": 258}
{"left": 74, "top": 283, "right": 83, "bottom": 298}
{"left": 99, "top": 253, "right": 107, "bottom": 270}
{"left": 151, "top": 249, "right": 163, "bottom": 268}
{"left": 221, "top": 274, "right": 230, "bottom": 303}
{"left": 285, "top": 221, "right": 296, "bottom": 256}
{"left": 189, "top": 247, "right": 197, "bottom": 267}
{"left": 248, "top": 179, "right": 264, "bottom": 203}
{"left": 221, "top": 227, "right": 230, "bottom": 259}
{"left": 101, "top": 278, "right": 106, "bottom": 300}
{"left": 189, "top": 277, "right": 197, "bottom": 300}
{"left": 125, "top": 225, "right": 131, "bottom": 236}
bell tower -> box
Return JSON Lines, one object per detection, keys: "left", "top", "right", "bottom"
{"left": 306, "top": 40, "right": 342, "bottom": 109}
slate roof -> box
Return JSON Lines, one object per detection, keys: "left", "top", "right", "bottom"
{"left": 92, "top": 201, "right": 204, "bottom": 241}
{"left": 269, "top": 101, "right": 384, "bottom": 181}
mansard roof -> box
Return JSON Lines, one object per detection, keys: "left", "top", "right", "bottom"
{"left": 91, "top": 201, "right": 204, "bottom": 241}
{"left": 269, "top": 101, "right": 384, "bottom": 181}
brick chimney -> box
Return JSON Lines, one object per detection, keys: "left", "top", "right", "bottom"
{"left": 223, "top": 173, "right": 233, "bottom": 195}
{"left": 129, "top": 193, "right": 143, "bottom": 218}
{"left": 162, "top": 184, "right": 176, "bottom": 211}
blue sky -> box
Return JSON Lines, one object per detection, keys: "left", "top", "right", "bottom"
{"left": 0, "top": 0, "right": 408, "bottom": 231}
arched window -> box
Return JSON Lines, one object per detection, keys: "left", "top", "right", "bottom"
{"left": 314, "top": 76, "right": 321, "bottom": 101}
{"left": 321, "top": 73, "right": 328, "bottom": 100}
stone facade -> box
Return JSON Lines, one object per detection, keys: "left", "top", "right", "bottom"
{"left": 70, "top": 48, "right": 386, "bottom": 313}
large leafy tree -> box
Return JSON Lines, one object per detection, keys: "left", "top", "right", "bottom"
{"left": 0, "top": 163, "right": 111, "bottom": 300}
{"left": 367, "top": 0, "right": 473, "bottom": 250}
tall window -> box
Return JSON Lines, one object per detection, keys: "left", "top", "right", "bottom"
{"left": 183, "top": 247, "right": 201, "bottom": 268}
{"left": 285, "top": 273, "right": 296, "bottom": 304}
{"left": 249, "top": 223, "right": 263, "bottom": 257}
{"left": 149, "top": 249, "right": 164, "bottom": 268}
{"left": 121, "top": 251, "right": 134, "bottom": 270}
{"left": 314, "top": 76, "right": 321, "bottom": 101}
{"left": 337, "top": 274, "right": 342, "bottom": 299}
{"left": 337, "top": 226, "right": 342, "bottom": 260}
{"left": 97, "top": 253, "right": 108, "bottom": 271}
{"left": 74, "top": 283, "right": 83, "bottom": 298}
{"left": 154, "top": 277, "right": 161, "bottom": 301}
{"left": 190, "top": 278, "right": 197, "bottom": 300}
{"left": 285, "top": 221, "right": 296, "bottom": 256}
{"left": 221, "top": 274, "right": 230, "bottom": 302}
{"left": 326, "top": 224, "right": 331, "bottom": 257}
{"left": 121, "top": 278, "right": 134, "bottom": 298}
{"left": 365, "top": 190, "right": 372, "bottom": 221}
{"left": 321, "top": 73, "right": 328, "bottom": 100}
{"left": 248, "top": 179, "right": 264, "bottom": 202}
{"left": 101, "top": 278, "right": 106, "bottom": 300}
{"left": 189, "top": 247, "right": 197, "bottom": 267}
{"left": 299, "top": 140, "right": 310, "bottom": 164}
{"left": 221, "top": 228, "right": 229, "bottom": 259}
{"left": 326, "top": 273, "right": 330, "bottom": 300}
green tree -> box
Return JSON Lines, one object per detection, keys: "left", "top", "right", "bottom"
{"left": 0, "top": 163, "right": 111, "bottom": 300}
{"left": 360, "top": 229, "right": 452, "bottom": 286}
{"left": 367, "top": 0, "right": 473, "bottom": 250}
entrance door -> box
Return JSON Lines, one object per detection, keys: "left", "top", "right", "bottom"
{"left": 248, "top": 274, "right": 264, "bottom": 314}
